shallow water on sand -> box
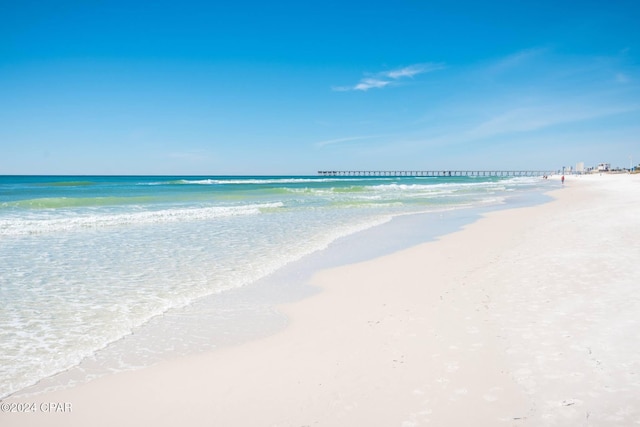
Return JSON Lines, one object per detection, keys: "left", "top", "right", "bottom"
{"left": 0, "top": 175, "right": 553, "bottom": 397}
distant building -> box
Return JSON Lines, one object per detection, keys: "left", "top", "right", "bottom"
{"left": 576, "top": 162, "right": 584, "bottom": 173}
{"left": 597, "top": 163, "right": 611, "bottom": 172}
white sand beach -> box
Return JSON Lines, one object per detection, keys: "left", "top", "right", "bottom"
{"left": 2, "top": 174, "right": 639, "bottom": 426}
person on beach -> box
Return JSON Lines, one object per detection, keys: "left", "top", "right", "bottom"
{"left": 561, "top": 175, "right": 565, "bottom": 184}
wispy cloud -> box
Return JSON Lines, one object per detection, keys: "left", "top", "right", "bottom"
{"left": 485, "top": 47, "right": 548, "bottom": 74}
{"left": 469, "top": 104, "right": 638, "bottom": 139}
{"left": 324, "top": 48, "right": 640, "bottom": 168}
{"left": 353, "top": 78, "right": 392, "bottom": 91}
{"left": 333, "top": 62, "right": 445, "bottom": 92}
{"left": 372, "top": 99, "right": 640, "bottom": 156}
{"left": 385, "top": 63, "right": 442, "bottom": 79}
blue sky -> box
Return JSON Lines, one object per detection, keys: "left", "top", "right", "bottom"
{"left": 1, "top": 0, "right": 638, "bottom": 175}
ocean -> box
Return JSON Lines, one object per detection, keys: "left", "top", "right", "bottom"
{"left": 0, "top": 175, "right": 552, "bottom": 398}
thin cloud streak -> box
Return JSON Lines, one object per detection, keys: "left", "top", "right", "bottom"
{"left": 485, "top": 47, "right": 548, "bottom": 74}
{"left": 468, "top": 104, "right": 639, "bottom": 140}
{"left": 334, "top": 62, "right": 445, "bottom": 92}
{"left": 354, "top": 78, "right": 391, "bottom": 91}
{"left": 385, "top": 63, "right": 445, "bottom": 79}
{"left": 366, "top": 101, "right": 640, "bottom": 157}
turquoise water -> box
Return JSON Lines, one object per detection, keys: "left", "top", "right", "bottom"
{"left": 0, "top": 175, "right": 549, "bottom": 397}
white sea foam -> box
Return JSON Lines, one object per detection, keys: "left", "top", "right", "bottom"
{"left": 175, "top": 177, "right": 377, "bottom": 185}
{"left": 0, "top": 208, "right": 393, "bottom": 399}
{"left": 0, "top": 175, "right": 552, "bottom": 398}
{"left": 0, "top": 202, "right": 283, "bottom": 236}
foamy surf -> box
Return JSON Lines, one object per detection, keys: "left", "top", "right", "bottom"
{"left": 0, "top": 175, "right": 552, "bottom": 398}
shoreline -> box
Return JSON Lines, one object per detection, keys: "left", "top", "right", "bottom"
{"left": 2, "top": 174, "right": 639, "bottom": 425}
{"left": 7, "top": 181, "right": 553, "bottom": 401}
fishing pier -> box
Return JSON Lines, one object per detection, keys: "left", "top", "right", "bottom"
{"left": 318, "top": 170, "right": 550, "bottom": 177}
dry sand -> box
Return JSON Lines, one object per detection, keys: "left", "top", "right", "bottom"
{"left": 2, "top": 174, "right": 639, "bottom": 426}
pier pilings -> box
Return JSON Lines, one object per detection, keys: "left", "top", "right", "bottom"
{"left": 317, "top": 170, "right": 550, "bottom": 177}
